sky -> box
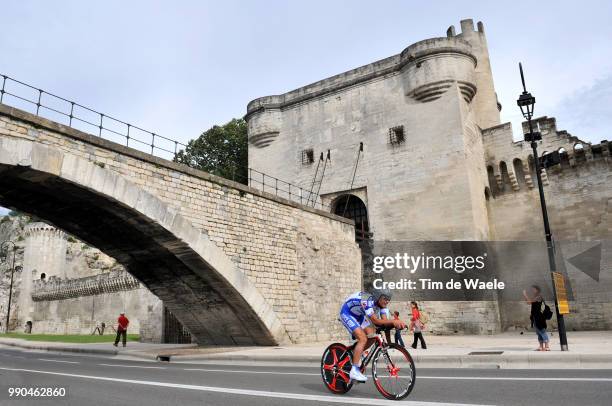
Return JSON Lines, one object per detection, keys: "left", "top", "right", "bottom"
{"left": 0, "top": 1, "right": 611, "bottom": 215}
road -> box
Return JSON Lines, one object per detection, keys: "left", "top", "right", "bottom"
{"left": 1, "top": 346, "right": 611, "bottom": 405}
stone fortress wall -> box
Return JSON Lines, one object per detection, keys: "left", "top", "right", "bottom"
{"left": 0, "top": 215, "right": 163, "bottom": 339}
{"left": 246, "top": 18, "right": 612, "bottom": 333}
{"left": 483, "top": 117, "right": 612, "bottom": 331}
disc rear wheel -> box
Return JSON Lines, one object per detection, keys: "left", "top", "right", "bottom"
{"left": 320, "top": 343, "right": 353, "bottom": 394}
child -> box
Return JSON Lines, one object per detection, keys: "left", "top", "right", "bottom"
{"left": 393, "top": 311, "right": 406, "bottom": 347}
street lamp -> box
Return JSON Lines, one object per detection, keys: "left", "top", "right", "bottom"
{"left": 517, "top": 63, "right": 569, "bottom": 351}
{"left": 1, "top": 240, "right": 21, "bottom": 334}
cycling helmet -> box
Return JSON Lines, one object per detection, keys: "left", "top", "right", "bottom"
{"left": 370, "top": 288, "right": 392, "bottom": 302}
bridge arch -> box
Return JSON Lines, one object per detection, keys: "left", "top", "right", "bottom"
{"left": 0, "top": 137, "right": 288, "bottom": 345}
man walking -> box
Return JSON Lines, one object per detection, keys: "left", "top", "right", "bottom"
{"left": 113, "top": 312, "right": 129, "bottom": 348}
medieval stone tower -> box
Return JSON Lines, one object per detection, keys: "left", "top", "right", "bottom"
{"left": 18, "top": 222, "right": 67, "bottom": 322}
{"left": 246, "top": 19, "right": 501, "bottom": 242}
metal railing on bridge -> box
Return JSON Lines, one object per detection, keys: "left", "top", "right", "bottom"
{"left": 0, "top": 74, "right": 331, "bottom": 211}
{"left": 247, "top": 168, "right": 330, "bottom": 211}
{"left": 0, "top": 74, "right": 186, "bottom": 160}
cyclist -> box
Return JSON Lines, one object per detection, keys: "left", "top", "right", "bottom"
{"left": 339, "top": 289, "right": 406, "bottom": 382}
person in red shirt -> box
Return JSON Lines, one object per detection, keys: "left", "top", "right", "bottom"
{"left": 410, "top": 302, "right": 427, "bottom": 349}
{"left": 113, "top": 312, "right": 130, "bottom": 348}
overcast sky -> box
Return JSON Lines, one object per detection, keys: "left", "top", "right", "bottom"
{"left": 1, "top": 1, "right": 611, "bottom": 215}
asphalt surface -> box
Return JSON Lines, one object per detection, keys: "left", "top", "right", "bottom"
{"left": 0, "top": 346, "right": 611, "bottom": 406}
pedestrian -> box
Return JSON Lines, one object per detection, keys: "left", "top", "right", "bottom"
{"left": 393, "top": 311, "right": 405, "bottom": 347}
{"left": 523, "top": 285, "right": 550, "bottom": 351}
{"left": 113, "top": 312, "right": 129, "bottom": 348}
{"left": 93, "top": 322, "right": 106, "bottom": 336}
{"left": 410, "top": 301, "right": 427, "bottom": 349}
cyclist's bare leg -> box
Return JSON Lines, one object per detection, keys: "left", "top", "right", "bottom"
{"left": 352, "top": 326, "right": 377, "bottom": 365}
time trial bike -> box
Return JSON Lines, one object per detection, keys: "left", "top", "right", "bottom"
{"left": 320, "top": 327, "right": 416, "bottom": 400}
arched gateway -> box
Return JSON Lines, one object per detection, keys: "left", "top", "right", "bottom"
{"left": 333, "top": 194, "right": 370, "bottom": 241}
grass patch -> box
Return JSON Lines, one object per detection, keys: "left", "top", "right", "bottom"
{"left": 1, "top": 333, "right": 139, "bottom": 343}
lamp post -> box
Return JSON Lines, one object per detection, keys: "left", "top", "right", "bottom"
{"left": 1, "top": 240, "right": 20, "bottom": 334}
{"left": 517, "top": 63, "right": 568, "bottom": 351}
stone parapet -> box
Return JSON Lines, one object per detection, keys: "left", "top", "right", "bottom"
{"left": 32, "top": 271, "right": 140, "bottom": 301}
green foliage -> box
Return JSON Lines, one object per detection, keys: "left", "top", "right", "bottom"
{"left": 25, "top": 215, "right": 42, "bottom": 224}
{"left": 67, "top": 236, "right": 77, "bottom": 243}
{"left": 174, "top": 118, "right": 248, "bottom": 184}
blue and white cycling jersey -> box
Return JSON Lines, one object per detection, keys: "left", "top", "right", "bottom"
{"left": 339, "top": 291, "right": 390, "bottom": 333}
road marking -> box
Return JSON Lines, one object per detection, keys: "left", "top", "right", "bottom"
{"left": 98, "top": 363, "right": 166, "bottom": 369}
{"left": 1, "top": 354, "right": 26, "bottom": 359}
{"left": 183, "top": 368, "right": 319, "bottom": 376}
{"left": 419, "top": 376, "right": 612, "bottom": 382}
{"left": 181, "top": 367, "right": 612, "bottom": 382}
{"left": 0, "top": 366, "right": 489, "bottom": 406}
{"left": 37, "top": 359, "right": 79, "bottom": 364}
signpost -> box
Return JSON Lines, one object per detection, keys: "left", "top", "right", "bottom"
{"left": 552, "top": 272, "right": 570, "bottom": 315}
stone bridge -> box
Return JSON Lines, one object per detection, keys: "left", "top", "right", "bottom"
{"left": 0, "top": 104, "right": 361, "bottom": 345}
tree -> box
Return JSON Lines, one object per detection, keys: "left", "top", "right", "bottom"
{"left": 174, "top": 118, "right": 248, "bottom": 184}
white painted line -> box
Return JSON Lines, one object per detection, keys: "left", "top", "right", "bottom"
{"left": 183, "top": 367, "right": 319, "bottom": 376}
{"left": 182, "top": 367, "right": 612, "bottom": 382}
{"left": 419, "top": 376, "right": 612, "bottom": 382}
{"left": 98, "top": 363, "right": 166, "bottom": 369}
{"left": 183, "top": 368, "right": 612, "bottom": 382}
{"left": 37, "top": 358, "right": 79, "bottom": 364}
{"left": 0, "top": 366, "right": 490, "bottom": 406}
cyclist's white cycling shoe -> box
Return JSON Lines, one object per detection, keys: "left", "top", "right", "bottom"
{"left": 349, "top": 367, "right": 367, "bottom": 382}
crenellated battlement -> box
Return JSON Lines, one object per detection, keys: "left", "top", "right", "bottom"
{"left": 32, "top": 270, "right": 141, "bottom": 301}
{"left": 483, "top": 117, "right": 611, "bottom": 197}
{"left": 446, "top": 18, "right": 486, "bottom": 38}
{"left": 24, "top": 222, "right": 66, "bottom": 239}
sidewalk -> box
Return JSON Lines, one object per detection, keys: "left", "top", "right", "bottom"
{"left": 1, "top": 331, "right": 611, "bottom": 368}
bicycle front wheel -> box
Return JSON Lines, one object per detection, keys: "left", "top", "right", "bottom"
{"left": 371, "top": 344, "right": 416, "bottom": 400}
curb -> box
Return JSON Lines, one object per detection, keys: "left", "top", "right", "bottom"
{"left": 0, "top": 340, "right": 118, "bottom": 356}
{"left": 163, "top": 352, "right": 612, "bottom": 369}
{"left": 0, "top": 339, "right": 198, "bottom": 360}
{"left": 3, "top": 340, "right": 612, "bottom": 368}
